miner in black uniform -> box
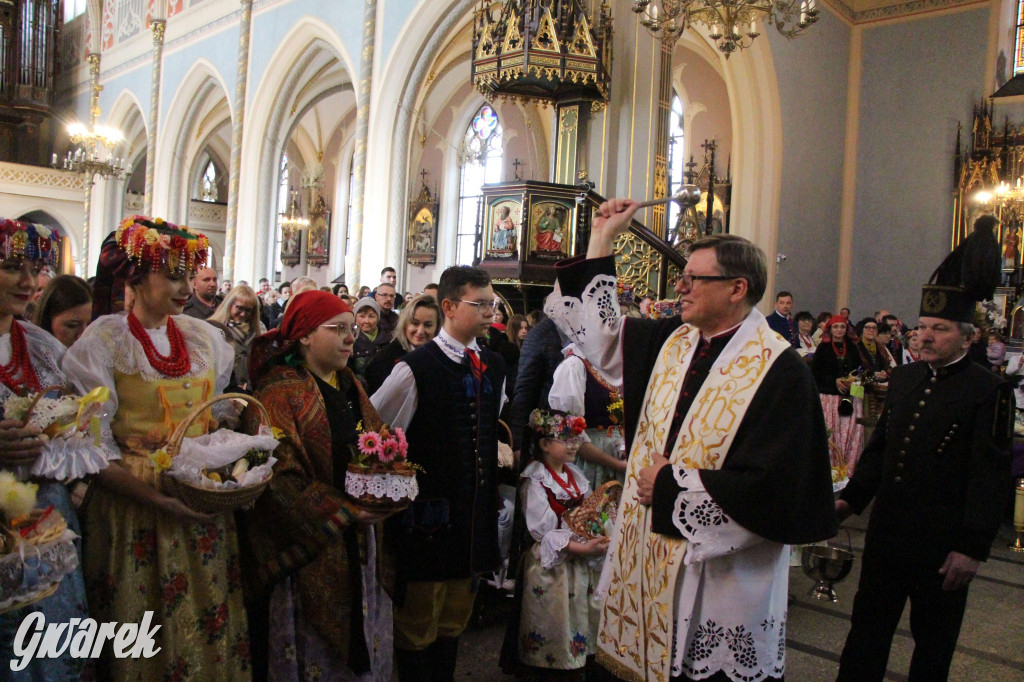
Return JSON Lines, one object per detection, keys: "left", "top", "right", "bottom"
{"left": 835, "top": 214, "right": 1013, "bottom": 682}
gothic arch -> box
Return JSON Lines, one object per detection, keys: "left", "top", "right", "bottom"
{"left": 95, "top": 90, "right": 147, "bottom": 252}
{"left": 235, "top": 18, "right": 355, "bottom": 284}
{"left": 368, "top": 0, "right": 478, "bottom": 285}
{"left": 158, "top": 59, "right": 233, "bottom": 223}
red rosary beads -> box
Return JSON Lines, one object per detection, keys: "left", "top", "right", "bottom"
{"left": 0, "top": 321, "right": 41, "bottom": 394}
{"left": 127, "top": 311, "right": 192, "bottom": 378}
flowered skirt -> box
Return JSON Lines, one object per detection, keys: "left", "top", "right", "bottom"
{"left": 81, "top": 479, "right": 250, "bottom": 681}
{"left": 267, "top": 528, "right": 393, "bottom": 682}
{"left": 0, "top": 481, "right": 90, "bottom": 681}
{"left": 819, "top": 394, "right": 865, "bottom": 477}
{"left": 518, "top": 543, "right": 601, "bottom": 671}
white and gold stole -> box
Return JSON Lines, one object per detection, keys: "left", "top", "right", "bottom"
{"left": 596, "top": 308, "right": 790, "bottom": 682}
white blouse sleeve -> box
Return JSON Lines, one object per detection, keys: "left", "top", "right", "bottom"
{"left": 371, "top": 361, "right": 419, "bottom": 430}
{"left": 668, "top": 467, "right": 765, "bottom": 565}
{"left": 544, "top": 274, "right": 626, "bottom": 386}
{"left": 61, "top": 321, "right": 123, "bottom": 463}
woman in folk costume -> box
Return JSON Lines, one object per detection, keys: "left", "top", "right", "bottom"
{"left": 62, "top": 216, "right": 250, "bottom": 681}
{"left": 501, "top": 408, "right": 609, "bottom": 679}
{"left": 812, "top": 315, "right": 865, "bottom": 476}
{"left": 0, "top": 220, "right": 108, "bottom": 679}
{"left": 242, "top": 291, "right": 396, "bottom": 681}
{"left": 548, "top": 343, "right": 627, "bottom": 490}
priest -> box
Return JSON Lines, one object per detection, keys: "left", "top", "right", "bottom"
{"left": 544, "top": 198, "right": 836, "bottom": 682}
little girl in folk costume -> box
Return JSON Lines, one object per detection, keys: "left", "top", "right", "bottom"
{"left": 501, "top": 408, "right": 609, "bottom": 679}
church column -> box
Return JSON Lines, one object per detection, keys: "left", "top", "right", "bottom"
{"left": 349, "top": 0, "right": 377, "bottom": 287}
{"left": 224, "top": 0, "right": 253, "bottom": 281}
{"left": 651, "top": 37, "right": 672, "bottom": 239}
{"left": 144, "top": 18, "right": 166, "bottom": 216}
{"left": 78, "top": 52, "right": 101, "bottom": 276}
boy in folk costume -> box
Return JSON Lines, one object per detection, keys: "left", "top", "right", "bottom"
{"left": 545, "top": 198, "right": 836, "bottom": 682}
{"left": 371, "top": 265, "right": 506, "bottom": 680}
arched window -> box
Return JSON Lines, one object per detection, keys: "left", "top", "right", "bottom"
{"left": 667, "top": 93, "right": 686, "bottom": 242}
{"left": 456, "top": 104, "right": 503, "bottom": 265}
{"left": 1016, "top": 1, "right": 1024, "bottom": 75}
{"left": 274, "top": 152, "right": 290, "bottom": 280}
{"left": 63, "top": 0, "right": 86, "bottom": 23}
{"left": 200, "top": 159, "right": 218, "bottom": 202}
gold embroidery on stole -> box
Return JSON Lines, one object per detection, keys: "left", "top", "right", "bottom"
{"left": 597, "top": 322, "right": 789, "bottom": 682}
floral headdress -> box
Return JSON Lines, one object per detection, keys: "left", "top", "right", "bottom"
{"left": 115, "top": 215, "right": 209, "bottom": 276}
{"left": 0, "top": 218, "right": 62, "bottom": 267}
{"left": 528, "top": 408, "right": 587, "bottom": 440}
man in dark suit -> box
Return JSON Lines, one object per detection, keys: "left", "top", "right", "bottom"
{"left": 765, "top": 290, "right": 795, "bottom": 343}
{"left": 835, "top": 283, "right": 1013, "bottom": 681}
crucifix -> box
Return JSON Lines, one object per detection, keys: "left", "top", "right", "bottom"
{"left": 419, "top": 168, "right": 429, "bottom": 186}
{"left": 512, "top": 158, "right": 523, "bottom": 181}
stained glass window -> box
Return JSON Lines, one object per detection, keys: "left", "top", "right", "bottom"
{"left": 667, "top": 94, "right": 687, "bottom": 243}
{"left": 457, "top": 105, "right": 503, "bottom": 265}
{"left": 200, "top": 159, "right": 218, "bottom": 202}
{"left": 274, "top": 152, "right": 289, "bottom": 279}
{"left": 1016, "top": 1, "right": 1024, "bottom": 75}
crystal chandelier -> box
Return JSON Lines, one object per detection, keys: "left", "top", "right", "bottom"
{"left": 280, "top": 189, "right": 309, "bottom": 230}
{"left": 632, "top": 0, "right": 819, "bottom": 55}
{"left": 52, "top": 123, "right": 132, "bottom": 180}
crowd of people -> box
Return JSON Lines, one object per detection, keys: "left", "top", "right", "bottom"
{"left": 0, "top": 207, "right": 1013, "bottom": 682}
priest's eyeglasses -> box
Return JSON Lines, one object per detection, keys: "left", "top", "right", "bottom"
{"left": 320, "top": 323, "right": 359, "bottom": 337}
{"left": 677, "top": 274, "right": 736, "bottom": 290}
{"left": 455, "top": 299, "right": 502, "bottom": 315}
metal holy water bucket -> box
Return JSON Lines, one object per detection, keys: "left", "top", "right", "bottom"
{"left": 801, "top": 530, "right": 855, "bottom": 603}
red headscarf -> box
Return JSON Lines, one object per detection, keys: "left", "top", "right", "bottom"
{"left": 248, "top": 290, "right": 351, "bottom": 387}
{"left": 826, "top": 315, "right": 847, "bottom": 329}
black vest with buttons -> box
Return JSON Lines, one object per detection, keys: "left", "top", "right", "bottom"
{"left": 390, "top": 341, "right": 505, "bottom": 583}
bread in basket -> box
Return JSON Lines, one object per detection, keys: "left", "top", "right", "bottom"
{"left": 158, "top": 393, "right": 279, "bottom": 513}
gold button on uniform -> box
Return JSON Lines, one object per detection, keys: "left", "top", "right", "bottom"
{"left": 183, "top": 382, "right": 191, "bottom": 389}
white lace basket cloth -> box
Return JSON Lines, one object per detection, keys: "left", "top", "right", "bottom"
{"left": 0, "top": 529, "right": 79, "bottom": 614}
{"left": 345, "top": 470, "right": 419, "bottom": 506}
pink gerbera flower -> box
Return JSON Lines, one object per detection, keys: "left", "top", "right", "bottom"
{"left": 358, "top": 432, "right": 381, "bottom": 456}
{"left": 379, "top": 438, "right": 400, "bottom": 463}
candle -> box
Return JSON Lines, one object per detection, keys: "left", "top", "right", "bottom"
{"left": 1015, "top": 479, "right": 1024, "bottom": 528}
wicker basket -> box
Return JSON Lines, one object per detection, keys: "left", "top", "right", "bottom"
{"left": 159, "top": 393, "right": 275, "bottom": 514}
{"left": 345, "top": 462, "right": 418, "bottom": 512}
{"left": 563, "top": 480, "right": 623, "bottom": 540}
{"left": 0, "top": 509, "right": 75, "bottom": 615}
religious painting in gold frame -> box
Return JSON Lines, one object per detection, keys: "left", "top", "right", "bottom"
{"left": 407, "top": 183, "right": 439, "bottom": 265}
{"left": 281, "top": 226, "right": 301, "bottom": 267}
{"left": 306, "top": 196, "right": 330, "bottom": 267}
{"left": 528, "top": 199, "right": 575, "bottom": 261}
{"left": 483, "top": 197, "right": 522, "bottom": 261}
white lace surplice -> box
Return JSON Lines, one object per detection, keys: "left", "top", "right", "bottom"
{"left": 545, "top": 274, "right": 788, "bottom": 682}
{"left": 0, "top": 322, "right": 114, "bottom": 479}
{"left": 669, "top": 469, "right": 787, "bottom": 681}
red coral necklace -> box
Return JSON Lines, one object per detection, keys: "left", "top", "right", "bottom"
{"left": 544, "top": 462, "right": 582, "bottom": 499}
{"left": 0, "top": 320, "right": 41, "bottom": 394}
{"left": 127, "top": 311, "right": 191, "bottom": 377}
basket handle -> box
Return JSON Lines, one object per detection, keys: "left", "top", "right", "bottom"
{"left": 498, "top": 419, "right": 513, "bottom": 446}
{"left": 164, "top": 392, "right": 272, "bottom": 459}
{"left": 17, "top": 385, "right": 69, "bottom": 427}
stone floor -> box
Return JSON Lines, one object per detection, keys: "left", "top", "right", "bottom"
{"left": 453, "top": 513, "right": 1024, "bottom": 681}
